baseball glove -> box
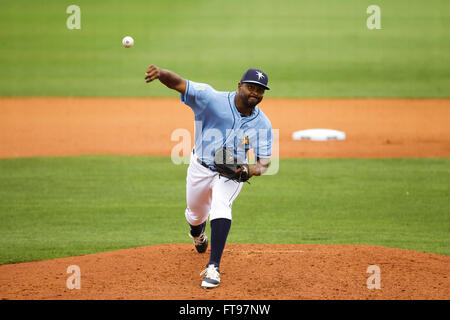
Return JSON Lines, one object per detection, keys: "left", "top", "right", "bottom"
{"left": 213, "top": 147, "right": 250, "bottom": 183}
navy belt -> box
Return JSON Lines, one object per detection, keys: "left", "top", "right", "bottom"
{"left": 197, "top": 158, "right": 211, "bottom": 169}
{"left": 193, "top": 149, "right": 215, "bottom": 171}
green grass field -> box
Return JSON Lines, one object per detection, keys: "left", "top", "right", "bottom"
{"left": 0, "top": 156, "right": 448, "bottom": 264}
{"left": 0, "top": 0, "right": 449, "bottom": 97}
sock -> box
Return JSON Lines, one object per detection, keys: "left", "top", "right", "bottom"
{"left": 208, "top": 218, "right": 232, "bottom": 268}
{"left": 189, "top": 221, "right": 206, "bottom": 237}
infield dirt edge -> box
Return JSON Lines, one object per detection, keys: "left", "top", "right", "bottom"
{"left": 0, "top": 243, "right": 449, "bottom": 300}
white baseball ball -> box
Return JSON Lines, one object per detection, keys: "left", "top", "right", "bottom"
{"left": 122, "top": 36, "right": 134, "bottom": 48}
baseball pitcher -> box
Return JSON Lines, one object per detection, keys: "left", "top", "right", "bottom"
{"left": 145, "top": 65, "right": 273, "bottom": 288}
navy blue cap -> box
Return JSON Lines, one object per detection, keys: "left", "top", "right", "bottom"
{"left": 240, "top": 68, "right": 270, "bottom": 90}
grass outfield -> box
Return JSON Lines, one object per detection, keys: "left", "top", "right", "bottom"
{"left": 0, "top": 156, "right": 448, "bottom": 264}
{"left": 1, "top": 0, "right": 449, "bottom": 98}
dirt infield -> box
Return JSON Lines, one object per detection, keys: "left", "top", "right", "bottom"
{"left": 1, "top": 97, "right": 449, "bottom": 158}
{"left": 0, "top": 97, "right": 449, "bottom": 300}
{"left": 0, "top": 244, "right": 449, "bottom": 300}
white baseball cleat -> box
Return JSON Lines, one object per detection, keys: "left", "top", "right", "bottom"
{"left": 200, "top": 264, "right": 220, "bottom": 289}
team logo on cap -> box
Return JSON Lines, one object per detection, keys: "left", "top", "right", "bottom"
{"left": 256, "top": 71, "right": 265, "bottom": 80}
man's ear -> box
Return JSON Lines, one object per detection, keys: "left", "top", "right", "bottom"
{"left": 238, "top": 82, "right": 242, "bottom": 90}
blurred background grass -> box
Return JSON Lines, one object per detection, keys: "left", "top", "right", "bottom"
{"left": 0, "top": 0, "right": 449, "bottom": 97}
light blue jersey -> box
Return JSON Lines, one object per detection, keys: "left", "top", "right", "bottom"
{"left": 181, "top": 80, "right": 273, "bottom": 166}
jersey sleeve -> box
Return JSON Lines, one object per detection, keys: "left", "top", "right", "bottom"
{"left": 180, "top": 80, "right": 214, "bottom": 114}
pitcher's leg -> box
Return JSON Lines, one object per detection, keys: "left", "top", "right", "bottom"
{"left": 185, "top": 155, "right": 216, "bottom": 254}
{"left": 208, "top": 178, "right": 243, "bottom": 266}
{"left": 201, "top": 178, "right": 243, "bottom": 288}
{"left": 184, "top": 156, "right": 214, "bottom": 227}
{"left": 208, "top": 218, "right": 232, "bottom": 267}
{"left": 209, "top": 178, "right": 243, "bottom": 222}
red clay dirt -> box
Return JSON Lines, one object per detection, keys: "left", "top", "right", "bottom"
{"left": 1, "top": 97, "right": 449, "bottom": 158}
{"left": 0, "top": 244, "right": 449, "bottom": 300}
{"left": 0, "top": 97, "right": 449, "bottom": 300}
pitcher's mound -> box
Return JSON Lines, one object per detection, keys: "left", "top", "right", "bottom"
{"left": 0, "top": 244, "right": 449, "bottom": 300}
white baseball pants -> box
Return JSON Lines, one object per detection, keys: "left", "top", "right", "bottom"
{"left": 184, "top": 151, "right": 243, "bottom": 226}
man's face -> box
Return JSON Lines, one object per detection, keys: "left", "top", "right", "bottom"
{"left": 238, "top": 82, "right": 266, "bottom": 108}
